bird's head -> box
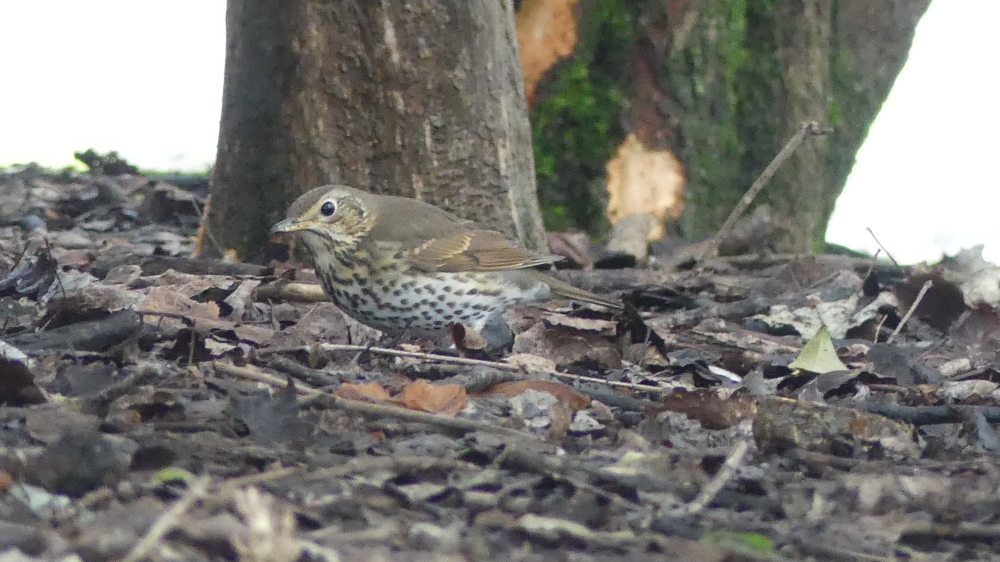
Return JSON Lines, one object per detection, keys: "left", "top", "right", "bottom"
{"left": 271, "top": 185, "right": 373, "bottom": 248}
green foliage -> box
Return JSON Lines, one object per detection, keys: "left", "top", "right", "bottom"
{"left": 529, "top": 0, "right": 635, "bottom": 234}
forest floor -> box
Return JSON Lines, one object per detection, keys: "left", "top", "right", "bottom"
{"left": 2, "top": 164, "right": 1000, "bottom": 561}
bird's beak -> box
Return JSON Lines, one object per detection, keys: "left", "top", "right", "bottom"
{"left": 271, "top": 218, "right": 306, "bottom": 235}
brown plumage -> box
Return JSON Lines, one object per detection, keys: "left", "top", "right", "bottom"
{"left": 272, "top": 185, "right": 620, "bottom": 338}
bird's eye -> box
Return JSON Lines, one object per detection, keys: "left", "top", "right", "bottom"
{"left": 320, "top": 201, "right": 336, "bottom": 217}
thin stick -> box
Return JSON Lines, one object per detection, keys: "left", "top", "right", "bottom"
{"left": 699, "top": 121, "right": 830, "bottom": 261}
{"left": 310, "top": 343, "right": 672, "bottom": 393}
{"left": 673, "top": 439, "right": 750, "bottom": 515}
{"left": 212, "top": 361, "right": 539, "bottom": 440}
{"left": 865, "top": 228, "right": 900, "bottom": 268}
{"left": 887, "top": 280, "right": 933, "bottom": 344}
{"left": 122, "top": 475, "right": 210, "bottom": 562}
{"left": 873, "top": 313, "right": 888, "bottom": 343}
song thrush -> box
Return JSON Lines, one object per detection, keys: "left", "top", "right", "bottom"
{"left": 271, "top": 185, "right": 620, "bottom": 341}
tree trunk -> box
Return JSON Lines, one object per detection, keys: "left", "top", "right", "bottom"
{"left": 204, "top": 0, "right": 547, "bottom": 261}
{"left": 527, "top": 0, "right": 929, "bottom": 252}
{"left": 670, "top": 0, "right": 930, "bottom": 252}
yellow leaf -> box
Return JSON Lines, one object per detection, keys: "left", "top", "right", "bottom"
{"left": 788, "top": 326, "right": 848, "bottom": 374}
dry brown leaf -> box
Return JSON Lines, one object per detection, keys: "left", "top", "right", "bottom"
{"left": 138, "top": 286, "right": 221, "bottom": 329}
{"left": 504, "top": 353, "right": 557, "bottom": 372}
{"left": 152, "top": 270, "right": 236, "bottom": 298}
{"left": 394, "top": 380, "right": 468, "bottom": 417}
{"left": 659, "top": 389, "right": 757, "bottom": 430}
{"left": 605, "top": 134, "right": 685, "bottom": 239}
{"left": 753, "top": 396, "right": 920, "bottom": 458}
{"left": 516, "top": 0, "right": 581, "bottom": 104}
{"left": 484, "top": 380, "right": 590, "bottom": 411}
{"left": 336, "top": 382, "right": 392, "bottom": 402}
{"left": 47, "top": 283, "right": 143, "bottom": 315}
{"left": 513, "top": 322, "right": 621, "bottom": 369}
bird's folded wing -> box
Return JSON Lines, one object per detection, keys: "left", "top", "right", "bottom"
{"left": 408, "top": 230, "right": 562, "bottom": 272}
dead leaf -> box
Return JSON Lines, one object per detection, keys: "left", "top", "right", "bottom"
{"left": 484, "top": 380, "right": 590, "bottom": 411}
{"left": 25, "top": 408, "right": 102, "bottom": 443}
{"left": 513, "top": 322, "right": 621, "bottom": 369}
{"left": 47, "top": 282, "right": 143, "bottom": 315}
{"left": 138, "top": 285, "right": 221, "bottom": 331}
{"left": 336, "top": 382, "right": 393, "bottom": 402}
{"left": 659, "top": 388, "right": 757, "bottom": 430}
{"left": 753, "top": 396, "right": 920, "bottom": 458}
{"left": 789, "top": 326, "right": 848, "bottom": 374}
{"left": 605, "top": 134, "right": 685, "bottom": 239}
{"left": 394, "top": 380, "right": 468, "bottom": 417}
{"left": 505, "top": 353, "right": 557, "bottom": 372}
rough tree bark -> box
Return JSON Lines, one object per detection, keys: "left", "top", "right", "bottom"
{"left": 203, "top": 0, "right": 547, "bottom": 261}
{"left": 668, "top": 0, "right": 931, "bottom": 252}
{"left": 530, "top": 0, "right": 929, "bottom": 253}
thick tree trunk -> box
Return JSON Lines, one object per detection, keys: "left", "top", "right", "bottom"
{"left": 204, "top": 0, "right": 547, "bottom": 261}
{"left": 539, "top": 0, "right": 928, "bottom": 251}
{"left": 669, "top": 0, "right": 929, "bottom": 252}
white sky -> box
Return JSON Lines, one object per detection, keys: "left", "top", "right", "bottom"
{"left": 1, "top": 0, "right": 997, "bottom": 264}
{"left": 0, "top": 1, "right": 225, "bottom": 171}
{"left": 826, "top": 0, "right": 1000, "bottom": 263}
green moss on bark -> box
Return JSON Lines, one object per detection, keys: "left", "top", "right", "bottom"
{"left": 529, "top": 0, "right": 636, "bottom": 235}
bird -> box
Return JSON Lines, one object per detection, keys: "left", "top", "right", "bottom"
{"left": 271, "top": 185, "right": 621, "bottom": 345}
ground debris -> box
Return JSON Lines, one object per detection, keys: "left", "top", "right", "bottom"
{"left": 5, "top": 168, "right": 1000, "bottom": 560}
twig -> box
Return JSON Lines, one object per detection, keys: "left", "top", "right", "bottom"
{"left": 212, "top": 361, "right": 322, "bottom": 396}
{"left": 699, "top": 121, "right": 830, "bottom": 261}
{"left": 887, "top": 280, "right": 932, "bottom": 343}
{"left": 672, "top": 439, "right": 750, "bottom": 515}
{"left": 215, "top": 455, "right": 477, "bottom": 497}
{"left": 873, "top": 312, "right": 888, "bottom": 343}
{"left": 212, "top": 361, "right": 540, "bottom": 440}
{"left": 325, "top": 392, "right": 538, "bottom": 440}
{"left": 259, "top": 344, "right": 671, "bottom": 393}
{"left": 122, "top": 475, "right": 210, "bottom": 562}
{"left": 865, "top": 228, "right": 900, "bottom": 268}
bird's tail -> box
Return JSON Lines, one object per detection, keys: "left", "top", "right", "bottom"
{"left": 540, "top": 273, "right": 623, "bottom": 311}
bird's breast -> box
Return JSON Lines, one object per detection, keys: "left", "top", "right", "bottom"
{"left": 308, "top": 246, "right": 549, "bottom": 334}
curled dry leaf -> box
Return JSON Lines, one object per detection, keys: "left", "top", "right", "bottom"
{"left": 605, "top": 134, "right": 685, "bottom": 240}
{"left": 505, "top": 353, "right": 558, "bottom": 373}
{"left": 139, "top": 286, "right": 221, "bottom": 327}
{"left": 483, "top": 380, "right": 590, "bottom": 411}
{"left": 335, "top": 382, "right": 392, "bottom": 402}
{"left": 395, "top": 380, "right": 468, "bottom": 417}
{"left": 513, "top": 322, "right": 621, "bottom": 369}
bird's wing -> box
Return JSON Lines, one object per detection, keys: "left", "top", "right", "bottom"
{"left": 365, "top": 195, "right": 562, "bottom": 272}
{"left": 407, "top": 229, "right": 562, "bottom": 272}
